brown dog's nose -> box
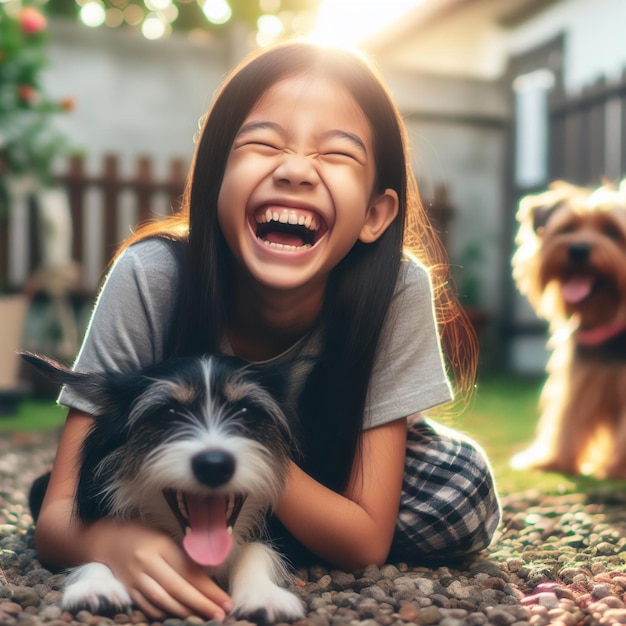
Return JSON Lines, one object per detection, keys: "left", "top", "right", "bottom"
{"left": 568, "top": 243, "right": 590, "bottom": 263}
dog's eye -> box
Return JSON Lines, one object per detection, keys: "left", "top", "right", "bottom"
{"left": 556, "top": 225, "right": 576, "bottom": 235}
{"left": 603, "top": 225, "right": 622, "bottom": 240}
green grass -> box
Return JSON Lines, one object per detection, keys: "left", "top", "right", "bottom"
{"left": 457, "top": 375, "right": 626, "bottom": 496}
{"left": 0, "top": 398, "right": 66, "bottom": 431}
{"left": 3, "top": 376, "right": 624, "bottom": 496}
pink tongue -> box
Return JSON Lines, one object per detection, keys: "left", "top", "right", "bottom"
{"left": 182, "top": 494, "right": 232, "bottom": 567}
{"left": 562, "top": 276, "right": 594, "bottom": 303}
{"left": 265, "top": 231, "right": 305, "bottom": 247}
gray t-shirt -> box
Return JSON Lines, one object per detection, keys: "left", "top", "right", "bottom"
{"left": 60, "top": 238, "right": 452, "bottom": 429}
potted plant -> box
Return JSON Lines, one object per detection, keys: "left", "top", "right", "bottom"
{"left": 0, "top": 1, "right": 73, "bottom": 410}
{"left": 452, "top": 240, "right": 489, "bottom": 337}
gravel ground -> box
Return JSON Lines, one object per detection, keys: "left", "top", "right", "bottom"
{"left": 3, "top": 431, "right": 626, "bottom": 626}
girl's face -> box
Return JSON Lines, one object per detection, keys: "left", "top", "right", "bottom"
{"left": 217, "top": 73, "right": 398, "bottom": 296}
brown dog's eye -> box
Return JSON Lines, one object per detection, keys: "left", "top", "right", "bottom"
{"left": 603, "top": 224, "right": 622, "bottom": 240}
{"left": 556, "top": 225, "right": 576, "bottom": 235}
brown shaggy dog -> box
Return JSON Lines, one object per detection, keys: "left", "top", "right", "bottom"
{"left": 510, "top": 180, "right": 626, "bottom": 478}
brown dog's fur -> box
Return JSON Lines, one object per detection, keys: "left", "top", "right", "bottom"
{"left": 511, "top": 180, "right": 626, "bottom": 478}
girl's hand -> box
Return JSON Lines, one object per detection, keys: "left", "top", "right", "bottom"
{"left": 89, "top": 519, "right": 233, "bottom": 620}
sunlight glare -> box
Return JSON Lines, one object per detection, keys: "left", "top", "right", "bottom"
{"left": 307, "top": 0, "right": 424, "bottom": 48}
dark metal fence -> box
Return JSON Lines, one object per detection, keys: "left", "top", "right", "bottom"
{"left": 549, "top": 72, "right": 626, "bottom": 186}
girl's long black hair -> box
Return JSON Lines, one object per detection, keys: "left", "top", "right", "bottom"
{"left": 114, "top": 41, "right": 476, "bottom": 495}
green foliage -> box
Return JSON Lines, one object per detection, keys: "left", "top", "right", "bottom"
{"left": 0, "top": 1, "right": 71, "bottom": 200}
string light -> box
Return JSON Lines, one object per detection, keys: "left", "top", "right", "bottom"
{"left": 79, "top": 1, "right": 106, "bottom": 28}
{"left": 201, "top": 0, "right": 232, "bottom": 25}
{"left": 74, "top": 0, "right": 235, "bottom": 39}
{"left": 69, "top": 0, "right": 320, "bottom": 42}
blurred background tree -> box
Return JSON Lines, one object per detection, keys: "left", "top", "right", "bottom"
{"left": 0, "top": 1, "right": 72, "bottom": 214}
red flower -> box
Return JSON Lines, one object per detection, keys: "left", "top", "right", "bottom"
{"left": 18, "top": 84, "right": 39, "bottom": 103}
{"left": 18, "top": 7, "right": 47, "bottom": 34}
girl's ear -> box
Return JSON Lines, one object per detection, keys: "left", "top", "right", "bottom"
{"left": 359, "top": 188, "right": 399, "bottom": 244}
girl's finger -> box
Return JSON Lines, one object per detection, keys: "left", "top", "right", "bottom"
{"left": 160, "top": 550, "right": 233, "bottom": 613}
{"left": 141, "top": 564, "right": 229, "bottom": 620}
{"left": 128, "top": 587, "right": 167, "bottom": 621}
{"left": 133, "top": 574, "right": 201, "bottom": 619}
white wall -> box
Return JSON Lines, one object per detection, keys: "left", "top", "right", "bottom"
{"left": 44, "top": 19, "right": 236, "bottom": 177}
{"left": 508, "top": 0, "right": 626, "bottom": 92}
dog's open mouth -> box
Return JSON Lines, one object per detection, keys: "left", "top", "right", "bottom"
{"left": 163, "top": 489, "right": 245, "bottom": 567}
{"left": 254, "top": 207, "right": 327, "bottom": 250}
{"left": 561, "top": 274, "right": 601, "bottom": 304}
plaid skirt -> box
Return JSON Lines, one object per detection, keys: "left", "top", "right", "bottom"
{"left": 388, "top": 419, "right": 501, "bottom": 563}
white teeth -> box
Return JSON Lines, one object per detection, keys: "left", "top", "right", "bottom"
{"left": 227, "top": 526, "right": 233, "bottom": 535}
{"left": 255, "top": 208, "right": 320, "bottom": 232}
{"left": 262, "top": 240, "right": 312, "bottom": 251}
{"left": 177, "top": 491, "right": 188, "bottom": 519}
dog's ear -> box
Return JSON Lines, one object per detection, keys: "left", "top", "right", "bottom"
{"left": 532, "top": 203, "right": 562, "bottom": 234}
{"left": 20, "top": 352, "right": 137, "bottom": 415}
{"left": 20, "top": 352, "right": 81, "bottom": 385}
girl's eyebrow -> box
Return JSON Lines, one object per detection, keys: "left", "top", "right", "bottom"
{"left": 236, "top": 120, "right": 283, "bottom": 137}
{"left": 236, "top": 121, "right": 367, "bottom": 155}
{"left": 322, "top": 130, "right": 368, "bottom": 155}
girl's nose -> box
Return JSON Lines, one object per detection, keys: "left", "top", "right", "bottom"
{"left": 272, "top": 153, "right": 319, "bottom": 187}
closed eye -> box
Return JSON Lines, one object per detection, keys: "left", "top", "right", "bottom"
{"left": 324, "top": 151, "right": 358, "bottom": 159}
{"left": 241, "top": 141, "right": 281, "bottom": 151}
{"left": 320, "top": 149, "right": 364, "bottom": 165}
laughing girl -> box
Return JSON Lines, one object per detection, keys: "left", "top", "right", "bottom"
{"left": 34, "top": 41, "right": 500, "bottom": 621}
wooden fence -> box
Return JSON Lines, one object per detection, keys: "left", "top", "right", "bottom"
{"left": 0, "top": 154, "right": 187, "bottom": 295}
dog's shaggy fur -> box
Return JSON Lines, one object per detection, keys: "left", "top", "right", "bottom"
{"left": 24, "top": 353, "right": 305, "bottom": 623}
{"left": 510, "top": 180, "right": 626, "bottom": 478}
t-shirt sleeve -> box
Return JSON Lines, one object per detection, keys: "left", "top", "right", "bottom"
{"left": 363, "top": 257, "right": 453, "bottom": 430}
{"left": 58, "top": 238, "right": 181, "bottom": 414}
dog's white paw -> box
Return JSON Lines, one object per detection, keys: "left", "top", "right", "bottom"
{"left": 62, "top": 562, "right": 132, "bottom": 614}
{"left": 232, "top": 583, "right": 304, "bottom": 623}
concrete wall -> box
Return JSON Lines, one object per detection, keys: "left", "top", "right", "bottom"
{"left": 44, "top": 19, "right": 237, "bottom": 177}
{"left": 381, "top": 69, "right": 508, "bottom": 316}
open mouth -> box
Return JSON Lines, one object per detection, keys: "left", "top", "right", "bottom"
{"left": 163, "top": 489, "right": 245, "bottom": 567}
{"left": 560, "top": 273, "right": 603, "bottom": 304}
{"left": 254, "top": 207, "right": 327, "bottom": 251}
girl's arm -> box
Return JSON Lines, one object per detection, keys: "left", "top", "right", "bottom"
{"left": 274, "top": 416, "right": 408, "bottom": 568}
{"left": 35, "top": 409, "right": 232, "bottom": 620}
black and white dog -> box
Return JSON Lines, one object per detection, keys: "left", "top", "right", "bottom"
{"left": 24, "top": 353, "right": 305, "bottom": 623}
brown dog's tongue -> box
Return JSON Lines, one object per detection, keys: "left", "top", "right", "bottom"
{"left": 562, "top": 276, "right": 593, "bottom": 303}
{"left": 182, "top": 494, "right": 232, "bottom": 567}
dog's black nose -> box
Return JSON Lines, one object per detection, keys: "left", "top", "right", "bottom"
{"left": 568, "top": 243, "right": 590, "bottom": 263}
{"left": 192, "top": 450, "right": 236, "bottom": 487}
